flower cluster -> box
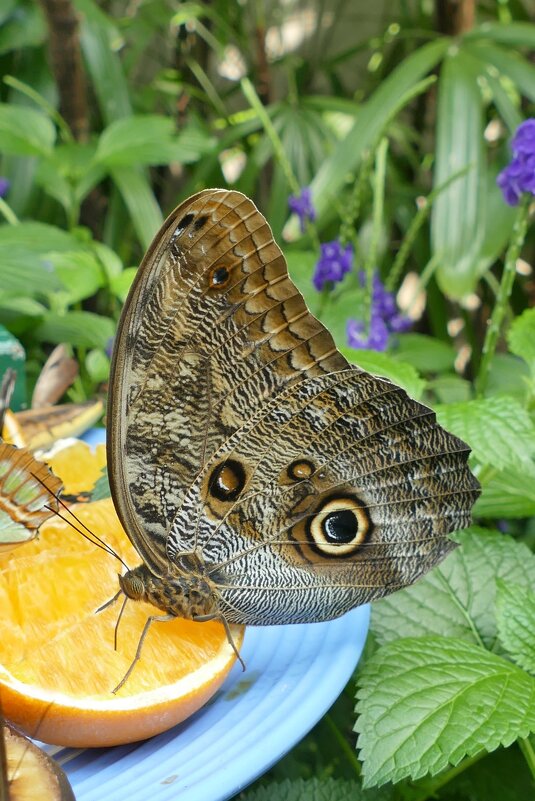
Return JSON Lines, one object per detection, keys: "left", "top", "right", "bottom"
{"left": 0, "top": 178, "right": 9, "bottom": 198}
{"left": 497, "top": 118, "right": 535, "bottom": 206}
{"left": 312, "top": 240, "right": 353, "bottom": 291}
{"left": 288, "top": 186, "right": 316, "bottom": 232}
{"left": 347, "top": 273, "right": 411, "bottom": 351}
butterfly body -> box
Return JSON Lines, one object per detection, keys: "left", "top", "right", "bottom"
{"left": 119, "top": 563, "right": 218, "bottom": 620}
{"left": 108, "top": 189, "right": 480, "bottom": 634}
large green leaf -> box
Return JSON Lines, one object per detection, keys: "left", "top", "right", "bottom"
{"left": 431, "top": 49, "right": 486, "bottom": 299}
{"left": 339, "top": 348, "right": 425, "bottom": 400}
{"left": 241, "top": 778, "right": 391, "bottom": 801}
{"left": 474, "top": 465, "right": 535, "bottom": 518}
{"left": 356, "top": 636, "right": 535, "bottom": 786}
{"left": 496, "top": 581, "right": 535, "bottom": 675}
{"left": 371, "top": 528, "right": 535, "bottom": 649}
{"left": 507, "top": 308, "right": 535, "bottom": 372}
{"left": 435, "top": 395, "right": 535, "bottom": 469}
{"left": 0, "top": 103, "right": 55, "bottom": 156}
{"left": 308, "top": 39, "right": 451, "bottom": 222}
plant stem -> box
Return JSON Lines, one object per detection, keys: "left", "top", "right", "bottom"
{"left": 323, "top": 713, "right": 362, "bottom": 779}
{"left": 0, "top": 199, "right": 18, "bottom": 225}
{"left": 475, "top": 196, "right": 531, "bottom": 398}
{"left": 241, "top": 77, "right": 300, "bottom": 196}
{"left": 362, "top": 137, "right": 388, "bottom": 326}
{"left": 410, "top": 750, "right": 486, "bottom": 801}
{"left": 519, "top": 736, "right": 535, "bottom": 782}
{"left": 386, "top": 164, "right": 472, "bottom": 292}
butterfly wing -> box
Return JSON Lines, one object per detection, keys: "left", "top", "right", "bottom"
{"left": 108, "top": 189, "right": 480, "bottom": 618}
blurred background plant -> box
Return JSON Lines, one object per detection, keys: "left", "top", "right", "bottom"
{"left": 1, "top": 0, "right": 535, "bottom": 798}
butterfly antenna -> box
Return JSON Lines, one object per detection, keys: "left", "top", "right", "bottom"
{"left": 31, "top": 469, "right": 129, "bottom": 570}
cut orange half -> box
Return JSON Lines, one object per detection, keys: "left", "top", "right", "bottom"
{"left": 0, "top": 455, "right": 243, "bottom": 747}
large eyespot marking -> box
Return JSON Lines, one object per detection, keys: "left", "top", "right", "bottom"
{"left": 307, "top": 496, "right": 370, "bottom": 557}
{"left": 287, "top": 459, "right": 315, "bottom": 482}
{"left": 209, "top": 265, "right": 230, "bottom": 289}
{"left": 208, "top": 459, "right": 246, "bottom": 502}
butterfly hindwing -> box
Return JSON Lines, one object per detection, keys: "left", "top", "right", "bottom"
{"left": 108, "top": 189, "right": 480, "bottom": 623}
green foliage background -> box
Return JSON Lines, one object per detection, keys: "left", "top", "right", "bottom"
{"left": 1, "top": 0, "right": 534, "bottom": 798}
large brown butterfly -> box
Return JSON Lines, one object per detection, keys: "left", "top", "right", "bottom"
{"left": 107, "top": 189, "right": 479, "bottom": 641}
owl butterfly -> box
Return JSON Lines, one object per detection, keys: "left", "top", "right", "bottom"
{"left": 108, "top": 189, "right": 480, "bottom": 655}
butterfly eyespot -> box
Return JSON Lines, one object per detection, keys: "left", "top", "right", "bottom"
{"left": 307, "top": 496, "right": 370, "bottom": 557}
{"left": 287, "top": 459, "right": 315, "bottom": 481}
{"left": 209, "top": 459, "right": 246, "bottom": 502}
{"left": 209, "top": 266, "right": 230, "bottom": 289}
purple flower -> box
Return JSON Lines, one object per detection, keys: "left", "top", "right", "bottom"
{"left": 288, "top": 187, "right": 316, "bottom": 233}
{"left": 105, "top": 336, "right": 115, "bottom": 358}
{"left": 512, "top": 119, "right": 535, "bottom": 155}
{"left": 347, "top": 314, "right": 389, "bottom": 351}
{"left": 313, "top": 240, "right": 353, "bottom": 291}
{"left": 0, "top": 178, "right": 9, "bottom": 198}
{"left": 497, "top": 118, "right": 535, "bottom": 206}
{"left": 347, "top": 271, "right": 412, "bottom": 352}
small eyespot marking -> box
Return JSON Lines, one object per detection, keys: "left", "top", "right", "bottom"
{"left": 209, "top": 460, "right": 246, "bottom": 502}
{"left": 193, "top": 214, "right": 208, "bottom": 231}
{"left": 287, "top": 459, "right": 315, "bottom": 481}
{"left": 175, "top": 212, "right": 195, "bottom": 235}
{"left": 209, "top": 265, "right": 230, "bottom": 289}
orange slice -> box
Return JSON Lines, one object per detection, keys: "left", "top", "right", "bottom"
{"left": 0, "top": 452, "right": 243, "bottom": 748}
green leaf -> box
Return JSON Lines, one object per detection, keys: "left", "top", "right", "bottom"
{"left": 496, "top": 581, "right": 535, "bottom": 675}
{"left": 240, "top": 778, "right": 391, "bottom": 801}
{"left": 485, "top": 353, "right": 530, "bottom": 402}
{"left": 467, "top": 21, "right": 535, "bottom": 49}
{"left": 371, "top": 528, "right": 535, "bottom": 649}
{"left": 95, "top": 116, "right": 215, "bottom": 167}
{"left": 35, "top": 311, "right": 115, "bottom": 349}
{"left": 74, "top": 0, "right": 132, "bottom": 123}
{"left": 475, "top": 465, "right": 535, "bottom": 518}
{"left": 110, "top": 267, "right": 136, "bottom": 302}
{"left": 91, "top": 466, "right": 111, "bottom": 501}
{"left": 431, "top": 49, "right": 486, "bottom": 299}
{"left": 507, "top": 308, "right": 535, "bottom": 372}
{"left": 309, "top": 39, "right": 450, "bottom": 222}
{"left": 0, "top": 1, "right": 45, "bottom": 54}
{"left": 392, "top": 333, "right": 455, "bottom": 373}
{"left": 434, "top": 395, "right": 535, "bottom": 469}
{"left": 85, "top": 349, "right": 110, "bottom": 384}
{"left": 110, "top": 167, "right": 162, "bottom": 250}
{"left": 355, "top": 636, "right": 535, "bottom": 786}
{"left": 465, "top": 41, "right": 535, "bottom": 104}
{"left": 49, "top": 251, "right": 105, "bottom": 305}
{"left": 427, "top": 374, "right": 472, "bottom": 404}
{"left": 339, "top": 348, "right": 425, "bottom": 400}
{"left": 0, "top": 103, "right": 55, "bottom": 156}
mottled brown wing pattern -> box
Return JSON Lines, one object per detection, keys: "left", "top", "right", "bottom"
{"left": 108, "top": 188, "right": 480, "bottom": 624}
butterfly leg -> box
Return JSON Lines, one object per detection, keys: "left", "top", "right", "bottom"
{"left": 112, "top": 613, "right": 173, "bottom": 695}
{"left": 95, "top": 588, "right": 122, "bottom": 614}
{"left": 193, "top": 613, "right": 246, "bottom": 671}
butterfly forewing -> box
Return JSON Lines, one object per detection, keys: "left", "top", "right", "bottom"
{"left": 108, "top": 188, "right": 480, "bottom": 624}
